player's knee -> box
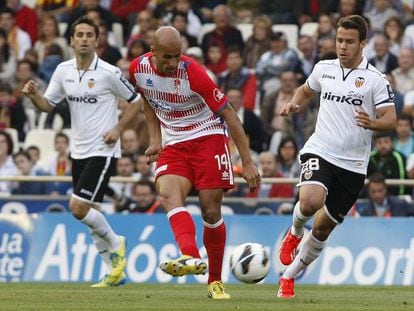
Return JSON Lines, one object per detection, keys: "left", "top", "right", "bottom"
{"left": 312, "top": 225, "right": 333, "bottom": 241}
{"left": 200, "top": 206, "right": 220, "bottom": 224}
{"left": 300, "top": 197, "right": 324, "bottom": 216}
{"left": 69, "top": 200, "right": 88, "bottom": 220}
{"left": 158, "top": 195, "right": 177, "bottom": 212}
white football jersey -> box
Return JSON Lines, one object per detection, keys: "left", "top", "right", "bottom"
{"left": 44, "top": 54, "right": 140, "bottom": 159}
{"left": 302, "top": 57, "right": 394, "bottom": 174}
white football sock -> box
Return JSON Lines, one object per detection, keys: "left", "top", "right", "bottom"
{"left": 81, "top": 208, "right": 121, "bottom": 251}
{"left": 90, "top": 230, "right": 112, "bottom": 273}
{"left": 291, "top": 202, "right": 311, "bottom": 237}
{"left": 283, "top": 231, "right": 327, "bottom": 279}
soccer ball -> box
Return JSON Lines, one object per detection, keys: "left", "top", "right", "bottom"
{"left": 230, "top": 242, "right": 271, "bottom": 284}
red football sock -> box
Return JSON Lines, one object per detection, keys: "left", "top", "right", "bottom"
{"left": 168, "top": 208, "right": 200, "bottom": 258}
{"left": 203, "top": 219, "right": 226, "bottom": 284}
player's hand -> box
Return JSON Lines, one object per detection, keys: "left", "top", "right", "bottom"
{"left": 21, "top": 80, "right": 38, "bottom": 99}
{"left": 145, "top": 143, "right": 162, "bottom": 164}
{"left": 279, "top": 102, "right": 300, "bottom": 117}
{"left": 103, "top": 126, "right": 121, "bottom": 146}
{"left": 355, "top": 110, "right": 372, "bottom": 129}
{"left": 242, "top": 163, "right": 261, "bottom": 193}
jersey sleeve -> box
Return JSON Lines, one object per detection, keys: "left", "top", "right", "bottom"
{"left": 373, "top": 75, "right": 395, "bottom": 109}
{"left": 306, "top": 62, "right": 322, "bottom": 92}
{"left": 44, "top": 67, "right": 65, "bottom": 105}
{"left": 111, "top": 68, "right": 140, "bottom": 104}
{"left": 186, "top": 59, "right": 227, "bottom": 113}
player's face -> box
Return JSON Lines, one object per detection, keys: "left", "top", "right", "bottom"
{"left": 336, "top": 27, "right": 365, "bottom": 68}
{"left": 71, "top": 23, "right": 98, "bottom": 56}
{"left": 153, "top": 42, "right": 181, "bottom": 76}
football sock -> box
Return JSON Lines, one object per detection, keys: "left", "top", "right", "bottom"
{"left": 90, "top": 229, "right": 112, "bottom": 272}
{"left": 291, "top": 202, "right": 311, "bottom": 237}
{"left": 168, "top": 207, "right": 200, "bottom": 258}
{"left": 81, "top": 208, "right": 121, "bottom": 251}
{"left": 283, "top": 230, "right": 326, "bottom": 279}
{"left": 203, "top": 218, "right": 226, "bottom": 284}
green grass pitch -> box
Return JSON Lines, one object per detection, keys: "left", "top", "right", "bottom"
{"left": 0, "top": 283, "right": 413, "bottom": 311}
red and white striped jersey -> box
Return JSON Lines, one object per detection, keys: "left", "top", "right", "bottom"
{"left": 129, "top": 53, "right": 228, "bottom": 146}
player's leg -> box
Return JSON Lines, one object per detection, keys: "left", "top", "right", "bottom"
{"left": 70, "top": 157, "right": 126, "bottom": 287}
{"left": 198, "top": 188, "right": 230, "bottom": 299}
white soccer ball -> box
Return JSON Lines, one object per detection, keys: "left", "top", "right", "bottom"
{"left": 230, "top": 242, "right": 271, "bottom": 284}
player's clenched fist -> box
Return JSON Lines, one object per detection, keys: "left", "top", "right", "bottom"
{"left": 279, "top": 102, "right": 300, "bottom": 117}
{"left": 22, "top": 80, "right": 38, "bottom": 98}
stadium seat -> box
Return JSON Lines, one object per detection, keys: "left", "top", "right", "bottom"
{"left": 300, "top": 22, "right": 318, "bottom": 37}
{"left": 4, "top": 128, "right": 20, "bottom": 153}
{"left": 25, "top": 109, "right": 37, "bottom": 130}
{"left": 58, "top": 23, "right": 68, "bottom": 36}
{"left": 37, "top": 112, "right": 63, "bottom": 130}
{"left": 112, "top": 23, "right": 124, "bottom": 47}
{"left": 236, "top": 23, "right": 253, "bottom": 42}
{"left": 404, "top": 24, "right": 414, "bottom": 44}
{"left": 24, "top": 129, "right": 57, "bottom": 169}
{"left": 272, "top": 24, "right": 298, "bottom": 52}
{"left": 197, "top": 23, "right": 215, "bottom": 45}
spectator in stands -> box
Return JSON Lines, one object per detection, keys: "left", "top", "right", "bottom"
{"left": 364, "top": 0, "right": 406, "bottom": 20}
{"left": 170, "top": 12, "right": 197, "bottom": 48}
{"left": 205, "top": 43, "right": 226, "bottom": 76}
{"left": 384, "top": 16, "right": 411, "bottom": 57}
{"left": 0, "top": 81, "right": 27, "bottom": 142}
{"left": 12, "top": 150, "right": 54, "bottom": 195}
{"left": 276, "top": 136, "right": 301, "bottom": 195}
{"left": 227, "top": 0, "right": 260, "bottom": 24}
{"left": 35, "top": 0, "right": 79, "bottom": 23}
{"left": 295, "top": 0, "right": 338, "bottom": 25}
{"left": 127, "top": 9, "right": 155, "bottom": 47}
{"left": 316, "top": 13, "right": 336, "bottom": 43}
{"left": 226, "top": 87, "right": 267, "bottom": 154}
{"left": 191, "top": 0, "right": 227, "bottom": 23}
{"left": 387, "top": 73, "right": 403, "bottom": 116}
{"left": 333, "top": 0, "right": 364, "bottom": 22}
{"left": 356, "top": 172, "right": 414, "bottom": 217}
{"left": 0, "top": 130, "right": 17, "bottom": 194}
{"left": 121, "top": 128, "right": 140, "bottom": 159}
{"left": 115, "top": 179, "right": 162, "bottom": 214}
{"left": 173, "top": 0, "right": 202, "bottom": 38}
{"left": 391, "top": 48, "right": 414, "bottom": 94}
{"left": 110, "top": 0, "right": 149, "bottom": 42}
{"left": 297, "top": 35, "right": 318, "bottom": 80}
{"left": 393, "top": 114, "right": 414, "bottom": 158}
{"left": 185, "top": 46, "right": 217, "bottom": 83}
{"left": 368, "top": 33, "right": 398, "bottom": 74}
{"left": 256, "top": 31, "right": 300, "bottom": 95}
{"left": 116, "top": 58, "right": 131, "bottom": 81}
{"left": 45, "top": 132, "right": 72, "bottom": 195}
{"left": 0, "top": 7, "right": 31, "bottom": 60}
{"left": 38, "top": 43, "right": 65, "bottom": 82}
{"left": 259, "top": 0, "right": 298, "bottom": 24}
{"left": 0, "top": 28, "right": 15, "bottom": 82}
{"left": 108, "top": 154, "right": 139, "bottom": 202}
{"left": 6, "top": 0, "right": 37, "bottom": 45}
{"left": 126, "top": 38, "right": 150, "bottom": 61}
{"left": 318, "top": 37, "right": 337, "bottom": 60}
{"left": 34, "top": 13, "right": 70, "bottom": 64}
{"left": 248, "top": 151, "right": 294, "bottom": 198}
{"left": 218, "top": 47, "right": 257, "bottom": 111}
{"left": 97, "top": 22, "right": 122, "bottom": 66}
{"left": 243, "top": 15, "right": 272, "bottom": 69}
{"left": 26, "top": 145, "right": 40, "bottom": 168}
{"left": 261, "top": 70, "right": 298, "bottom": 136}
{"left": 365, "top": 0, "right": 398, "bottom": 33}
{"left": 201, "top": 4, "right": 244, "bottom": 77}
{"left": 64, "top": 0, "right": 116, "bottom": 41}
{"left": 368, "top": 131, "right": 410, "bottom": 196}
{"left": 11, "top": 59, "right": 47, "bottom": 119}
{"left": 135, "top": 152, "right": 154, "bottom": 178}
{"left": 85, "top": 9, "right": 117, "bottom": 46}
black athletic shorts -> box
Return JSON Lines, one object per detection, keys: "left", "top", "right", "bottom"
{"left": 71, "top": 156, "right": 117, "bottom": 203}
{"left": 298, "top": 153, "right": 365, "bottom": 223}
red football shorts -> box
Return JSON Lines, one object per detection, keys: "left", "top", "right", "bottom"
{"left": 155, "top": 134, "right": 235, "bottom": 191}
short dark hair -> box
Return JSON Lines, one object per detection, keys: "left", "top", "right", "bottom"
{"left": 13, "top": 150, "right": 31, "bottom": 162}
{"left": 336, "top": 14, "right": 367, "bottom": 41}
{"left": 55, "top": 132, "right": 69, "bottom": 144}
{"left": 368, "top": 172, "right": 386, "bottom": 185}
{"left": 373, "top": 130, "right": 394, "bottom": 140}
{"left": 0, "top": 130, "right": 14, "bottom": 155}
{"left": 135, "top": 179, "right": 156, "bottom": 194}
{"left": 70, "top": 16, "right": 99, "bottom": 39}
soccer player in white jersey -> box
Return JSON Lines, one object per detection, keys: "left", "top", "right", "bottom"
{"left": 129, "top": 26, "right": 261, "bottom": 299}
{"left": 22, "top": 16, "right": 146, "bottom": 287}
{"left": 277, "top": 15, "right": 397, "bottom": 298}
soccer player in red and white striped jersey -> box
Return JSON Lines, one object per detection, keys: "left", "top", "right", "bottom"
{"left": 130, "top": 26, "right": 261, "bottom": 299}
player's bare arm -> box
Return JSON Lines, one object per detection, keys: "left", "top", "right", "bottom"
{"left": 219, "top": 104, "right": 261, "bottom": 192}
{"left": 22, "top": 80, "right": 55, "bottom": 112}
{"left": 141, "top": 97, "right": 162, "bottom": 164}
{"left": 103, "top": 98, "right": 142, "bottom": 145}
{"left": 354, "top": 105, "right": 396, "bottom": 131}
{"left": 279, "top": 83, "right": 314, "bottom": 117}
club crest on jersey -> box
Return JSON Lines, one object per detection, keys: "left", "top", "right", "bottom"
{"left": 173, "top": 79, "right": 181, "bottom": 94}
{"left": 88, "top": 78, "right": 95, "bottom": 89}
{"left": 213, "top": 88, "right": 224, "bottom": 102}
{"left": 355, "top": 77, "right": 365, "bottom": 88}
{"left": 303, "top": 170, "right": 312, "bottom": 180}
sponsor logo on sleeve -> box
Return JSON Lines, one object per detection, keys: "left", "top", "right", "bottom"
{"left": 213, "top": 88, "right": 224, "bottom": 102}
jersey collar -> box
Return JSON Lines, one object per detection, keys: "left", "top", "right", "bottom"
{"left": 73, "top": 53, "right": 99, "bottom": 71}
{"left": 335, "top": 56, "right": 369, "bottom": 70}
